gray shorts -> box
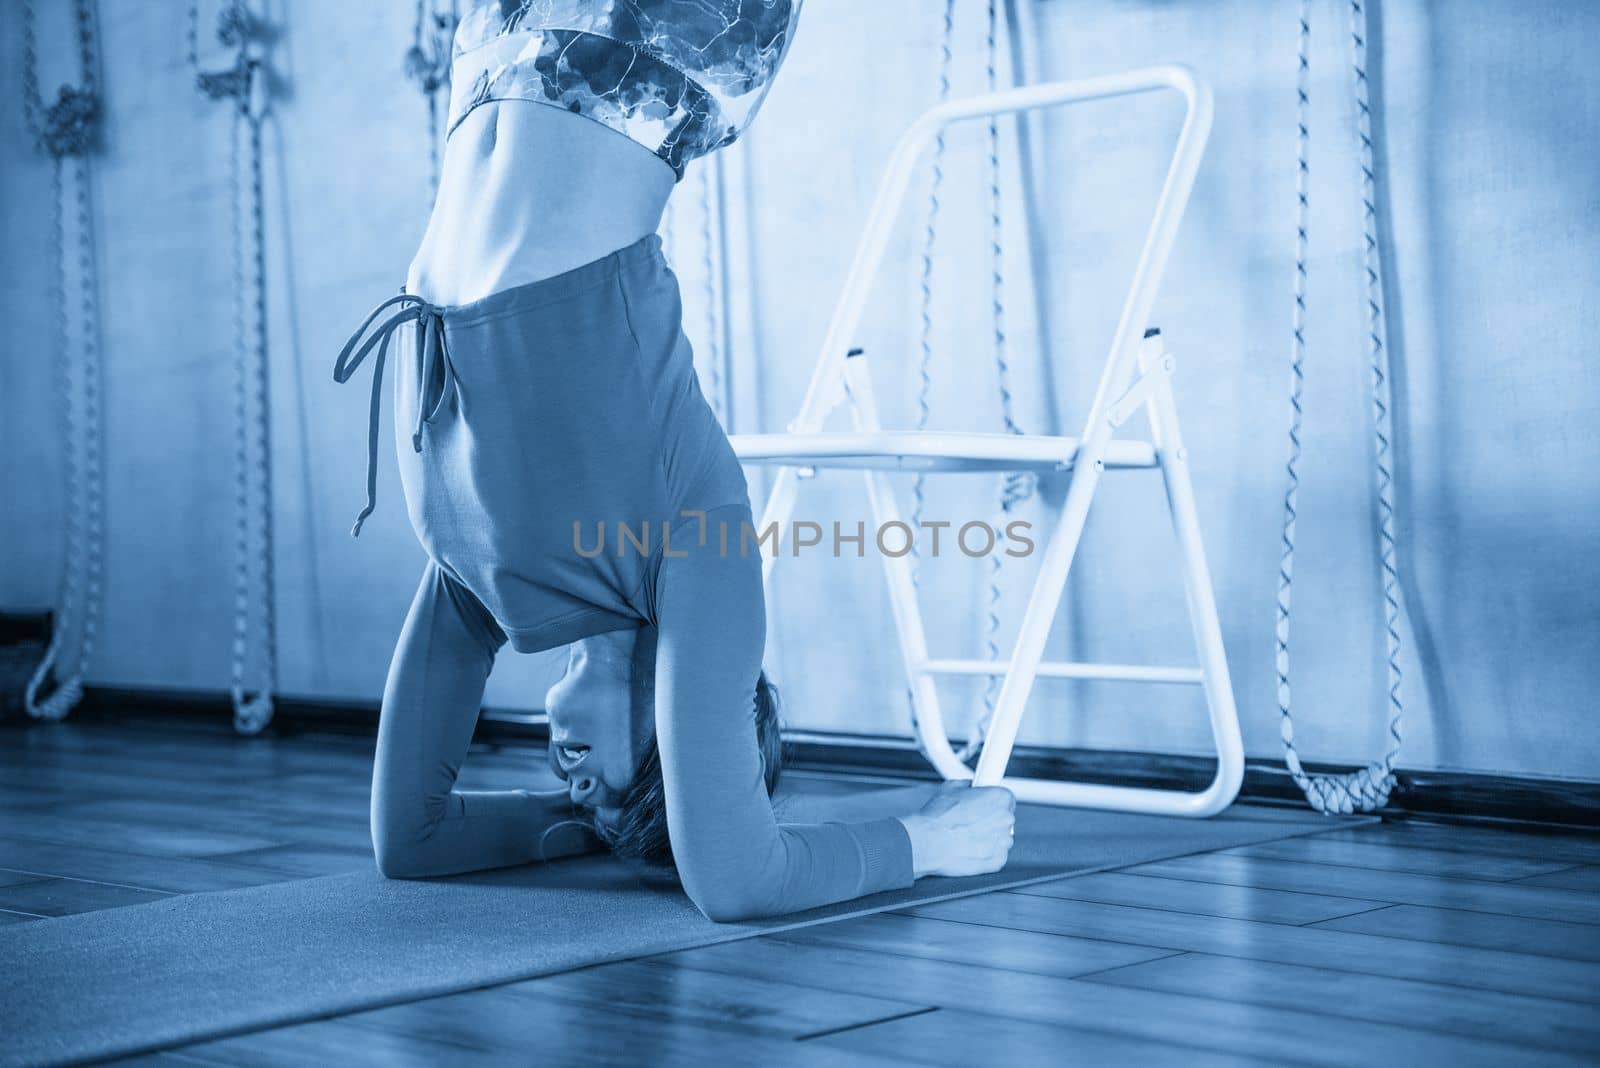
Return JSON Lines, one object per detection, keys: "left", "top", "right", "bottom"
{"left": 337, "top": 233, "right": 750, "bottom": 653}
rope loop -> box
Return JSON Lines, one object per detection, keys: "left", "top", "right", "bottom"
{"left": 24, "top": 659, "right": 85, "bottom": 723}
{"left": 20, "top": 2, "right": 105, "bottom": 722}
{"left": 1277, "top": 0, "right": 1406, "bottom": 815}
{"left": 231, "top": 686, "right": 275, "bottom": 736}
{"left": 193, "top": 0, "right": 279, "bottom": 735}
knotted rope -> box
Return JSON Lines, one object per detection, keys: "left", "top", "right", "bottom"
{"left": 1277, "top": 0, "right": 1406, "bottom": 813}
{"left": 906, "top": 0, "right": 960, "bottom": 765}
{"left": 20, "top": 0, "right": 106, "bottom": 723}
{"left": 190, "top": 1, "right": 278, "bottom": 735}
{"left": 405, "top": 0, "right": 459, "bottom": 197}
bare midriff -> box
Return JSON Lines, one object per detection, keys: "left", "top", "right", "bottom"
{"left": 406, "top": 94, "right": 676, "bottom": 309}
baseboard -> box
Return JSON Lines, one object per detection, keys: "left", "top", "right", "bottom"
{"left": 21, "top": 682, "right": 1600, "bottom": 830}
{"left": 0, "top": 611, "right": 51, "bottom": 644}
{"left": 782, "top": 732, "right": 1600, "bottom": 830}
{"left": 0, "top": 615, "right": 51, "bottom": 721}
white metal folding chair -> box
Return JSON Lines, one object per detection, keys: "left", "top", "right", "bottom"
{"left": 730, "top": 65, "right": 1243, "bottom": 816}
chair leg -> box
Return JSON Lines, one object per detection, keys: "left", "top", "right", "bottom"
{"left": 844, "top": 351, "right": 969, "bottom": 778}
{"left": 970, "top": 325, "right": 1144, "bottom": 789}
{"left": 1148, "top": 366, "right": 1245, "bottom": 811}
{"left": 862, "top": 469, "right": 969, "bottom": 780}
{"left": 968, "top": 339, "right": 1243, "bottom": 816}
{"left": 972, "top": 456, "right": 1105, "bottom": 787}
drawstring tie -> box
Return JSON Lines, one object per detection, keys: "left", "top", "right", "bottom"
{"left": 333, "top": 292, "right": 456, "bottom": 537}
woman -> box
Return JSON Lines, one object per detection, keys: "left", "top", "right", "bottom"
{"left": 336, "top": 0, "right": 1015, "bottom": 922}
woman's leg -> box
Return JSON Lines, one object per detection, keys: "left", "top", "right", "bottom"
{"left": 370, "top": 559, "right": 547, "bottom": 877}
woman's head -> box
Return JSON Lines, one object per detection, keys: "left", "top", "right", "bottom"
{"left": 542, "top": 626, "right": 784, "bottom": 872}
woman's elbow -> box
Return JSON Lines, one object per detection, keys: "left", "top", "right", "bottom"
{"left": 688, "top": 881, "right": 776, "bottom": 924}
{"left": 372, "top": 836, "right": 431, "bottom": 880}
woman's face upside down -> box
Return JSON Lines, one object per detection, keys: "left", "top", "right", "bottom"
{"left": 543, "top": 627, "right": 658, "bottom": 829}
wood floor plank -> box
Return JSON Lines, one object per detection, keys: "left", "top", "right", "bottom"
{"left": 1132, "top": 851, "right": 1600, "bottom": 924}
{"left": 1011, "top": 871, "right": 1386, "bottom": 924}
{"left": 4, "top": 728, "right": 374, "bottom": 777}
{"left": 0, "top": 875, "right": 172, "bottom": 917}
{"left": 1315, "top": 903, "right": 1600, "bottom": 962}
{"left": 235, "top": 819, "right": 372, "bottom": 853}
{"left": 172, "top": 1017, "right": 514, "bottom": 1068}
{"left": 656, "top": 928, "right": 1565, "bottom": 1066}
{"left": 7, "top": 764, "right": 359, "bottom": 809}
{"left": 906, "top": 893, "right": 1600, "bottom": 1005}
{"left": 813, "top": 1006, "right": 1253, "bottom": 1067}
{"left": 49, "top": 793, "right": 366, "bottom": 825}
{"left": 35, "top": 797, "right": 374, "bottom": 853}
{"left": 1297, "top": 824, "right": 1600, "bottom": 866}
{"left": 0, "top": 783, "right": 73, "bottom": 807}
{"left": 1517, "top": 865, "right": 1600, "bottom": 892}
{"left": 0, "top": 764, "right": 278, "bottom": 802}
{"left": 503, "top": 957, "right": 931, "bottom": 1040}
{"left": 0, "top": 750, "right": 284, "bottom": 788}
{"left": 334, "top": 984, "right": 898, "bottom": 1067}
{"left": 201, "top": 843, "right": 373, "bottom": 877}
{"left": 1229, "top": 835, "right": 1574, "bottom": 880}
{"left": 777, "top": 911, "right": 1178, "bottom": 978}
{"left": 1086, "top": 952, "right": 1600, "bottom": 1056}
{"left": 12, "top": 718, "right": 1599, "bottom": 1067}
{"left": 247, "top": 795, "right": 373, "bottom": 834}
{"left": 0, "top": 811, "right": 287, "bottom": 859}
{"left": 0, "top": 835, "right": 297, "bottom": 893}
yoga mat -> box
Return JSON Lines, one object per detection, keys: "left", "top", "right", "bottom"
{"left": 0, "top": 785, "right": 1339, "bottom": 1068}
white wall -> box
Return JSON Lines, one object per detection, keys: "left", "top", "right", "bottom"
{"left": 3, "top": 1, "right": 1596, "bottom": 780}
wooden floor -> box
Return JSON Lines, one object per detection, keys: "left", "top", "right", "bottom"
{"left": 3, "top": 717, "right": 1599, "bottom": 1067}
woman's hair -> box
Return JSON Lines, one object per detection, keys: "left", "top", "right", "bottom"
{"left": 589, "top": 670, "right": 784, "bottom": 874}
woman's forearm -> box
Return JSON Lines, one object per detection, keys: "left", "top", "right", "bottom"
{"left": 527, "top": 788, "right": 606, "bottom": 862}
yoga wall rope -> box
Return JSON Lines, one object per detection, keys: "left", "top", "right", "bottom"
{"left": 697, "top": 158, "right": 730, "bottom": 425}
{"left": 20, "top": 0, "right": 106, "bottom": 722}
{"left": 909, "top": 0, "right": 1032, "bottom": 765}
{"left": 188, "top": 2, "right": 278, "bottom": 736}
{"left": 659, "top": 197, "right": 676, "bottom": 264}
{"left": 405, "top": 0, "right": 459, "bottom": 197}
{"left": 905, "top": 0, "right": 958, "bottom": 767}
{"left": 970, "top": 0, "right": 1035, "bottom": 762}
{"left": 1277, "top": 0, "right": 1406, "bottom": 814}
{"left": 909, "top": 0, "right": 957, "bottom": 565}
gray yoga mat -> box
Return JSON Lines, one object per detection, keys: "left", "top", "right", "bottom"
{"left": 0, "top": 785, "right": 1337, "bottom": 1068}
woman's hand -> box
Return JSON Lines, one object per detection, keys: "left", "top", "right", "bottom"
{"left": 896, "top": 780, "right": 1016, "bottom": 878}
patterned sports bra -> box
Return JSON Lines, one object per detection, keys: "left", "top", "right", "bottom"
{"left": 448, "top": 1, "right": 805, "bottom": 182}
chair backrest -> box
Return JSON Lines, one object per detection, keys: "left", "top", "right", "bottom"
{"left": 788, "top": 65, "right": 1214, "bottom": 445}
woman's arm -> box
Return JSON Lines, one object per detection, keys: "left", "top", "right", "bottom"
{"left": 527, "top": 788, "right": 607, "bottom": 862}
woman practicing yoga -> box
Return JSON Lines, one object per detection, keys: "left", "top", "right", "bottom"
{"left": 335, "top": 0, "right": 1015, "bottom": 922}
